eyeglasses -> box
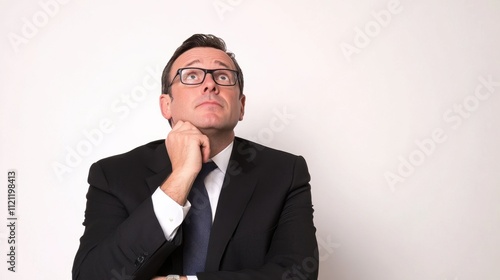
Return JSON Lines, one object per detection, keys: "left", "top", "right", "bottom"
{"left": 167, "top": 67, "right": 239, "bottom": 88}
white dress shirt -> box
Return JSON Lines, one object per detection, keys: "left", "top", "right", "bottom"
{"left": 151, "top": 142, "right": 233, "bottom": 279}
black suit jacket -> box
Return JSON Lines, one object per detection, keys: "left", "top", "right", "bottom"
{"left": 72, "top": 137, "right": 318, "bottom": 280}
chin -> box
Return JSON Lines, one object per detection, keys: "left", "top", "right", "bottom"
{"left": 196, "top": 115, "right": 222, "bottom": 126}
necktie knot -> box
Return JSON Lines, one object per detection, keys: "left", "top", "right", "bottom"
{"left": 198, "top": 161, "right": 217, "bottom": 180}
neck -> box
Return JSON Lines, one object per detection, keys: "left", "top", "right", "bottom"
{"left": 202, "top": 129, "right": 235, "bottom": 158}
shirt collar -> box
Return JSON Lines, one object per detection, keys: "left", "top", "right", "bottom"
{"left": 210, "top": 141, "right": 233, "bottom": 175}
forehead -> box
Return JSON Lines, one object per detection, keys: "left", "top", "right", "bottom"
{"left": 172, "top": 47, "right": 236, "bottom": 72}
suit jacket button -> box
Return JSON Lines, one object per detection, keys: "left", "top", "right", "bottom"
{"left": 135, "top": 255, "right": 145, "bottom": 266}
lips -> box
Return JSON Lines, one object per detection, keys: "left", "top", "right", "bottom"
{"left": 196, "top": 100, "right": 222, "bottom": 108}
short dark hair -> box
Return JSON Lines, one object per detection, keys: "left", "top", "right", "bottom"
{"left": 161, "top": 34, "right": 244, "bottom": 95}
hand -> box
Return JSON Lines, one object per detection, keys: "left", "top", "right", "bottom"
{"left": 161, "top": 121, "right": 211, "bottom": 205}
{"left": 166, "top": 120, "right": 211, "bottom": 175}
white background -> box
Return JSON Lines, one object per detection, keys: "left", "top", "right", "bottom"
{"left": 1, "top": 0, "right": 500, "bottom": 279}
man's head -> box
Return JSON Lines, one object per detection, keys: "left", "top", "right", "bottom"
{"left": 159, "top": 34, "right": 246, "bottom": 134}
{"left": 161, "top": 34, "right": 244, "bottom": 96}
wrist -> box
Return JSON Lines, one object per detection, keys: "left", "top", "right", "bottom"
{"left": 166, "top": 275, "right": 184, "bottom": 280}
{"left": 160, "top": 172, "right": 197, "bottom": 205}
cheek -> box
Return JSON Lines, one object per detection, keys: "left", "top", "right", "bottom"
{"left": 171, "top": 94, "right": 192, "bottom": 111}
{"left": 230, "top": 98, "right": 243, "bottom": 113}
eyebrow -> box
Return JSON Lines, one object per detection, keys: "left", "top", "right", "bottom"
{"left": 214, "top": 60, "right": 232, "bottom": 69}
{"left": 184, "top": 59, "right": 232, "bottom": 69}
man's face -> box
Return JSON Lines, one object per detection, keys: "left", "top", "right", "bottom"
{"left": 160, "top": 47, "right": 245, "bottom": 134}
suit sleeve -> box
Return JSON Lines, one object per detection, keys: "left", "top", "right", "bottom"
{"left": 198, "top": 156, "right": 319, "bottom": 280}
{"left": 72, "top": 161, "right": 180, "bottom": 280}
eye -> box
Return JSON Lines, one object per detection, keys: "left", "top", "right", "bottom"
{"left": 214, "top": 70, "right": 233, "bottom": 84}
{"left": 185, "top": 72, "right": 199, "bottom": 80}
{"left": 217, "top": 74, "right": 229, "bottom": 81}
{"left": 181, "top": 69, "right": 203, "bottom": 83}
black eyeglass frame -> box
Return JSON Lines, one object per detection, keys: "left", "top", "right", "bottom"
{"left": 167, "top": 67, "right": 239, "bottom": 88}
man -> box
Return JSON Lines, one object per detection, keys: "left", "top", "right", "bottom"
{"left": 72, "top": 34, "right": 318, "bottom": 280}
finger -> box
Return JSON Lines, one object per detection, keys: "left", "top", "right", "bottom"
{"left": 200, "top": 135, "right": 211, "bottom": 163}
{"left": 172, "top": 121, "right": 202, "bottom": 134}
{"left": 171, "top": 120, "right": 186, "bottom": 131}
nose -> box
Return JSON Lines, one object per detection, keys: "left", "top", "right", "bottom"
{"left": 202, "top": 73, "right": 219, "bottom": 94}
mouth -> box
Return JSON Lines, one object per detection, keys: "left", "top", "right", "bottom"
{"left": 197, "top": 100, "right": 222, "bottom": 108}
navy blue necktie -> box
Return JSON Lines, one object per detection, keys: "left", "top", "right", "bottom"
{"left": 183, "top": 161, "right": 217, "bottom": 275}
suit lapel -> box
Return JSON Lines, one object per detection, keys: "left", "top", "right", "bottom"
{"left": 205, "top": 138, "right": 258, "bottom": 271}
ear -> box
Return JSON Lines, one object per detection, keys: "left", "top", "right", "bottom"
{"left": 239, "top": 94, "right": 246, "bottom": 121}
{"left": 159, "top": 94, "right": 172, "bottom": 121}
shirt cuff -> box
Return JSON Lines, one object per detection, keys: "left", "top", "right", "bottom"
{"left": 151, "top": 187, "right": 191, "bottom": 241}
{"left": 186, "top": 276, "right": 198, "bottom": 280}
